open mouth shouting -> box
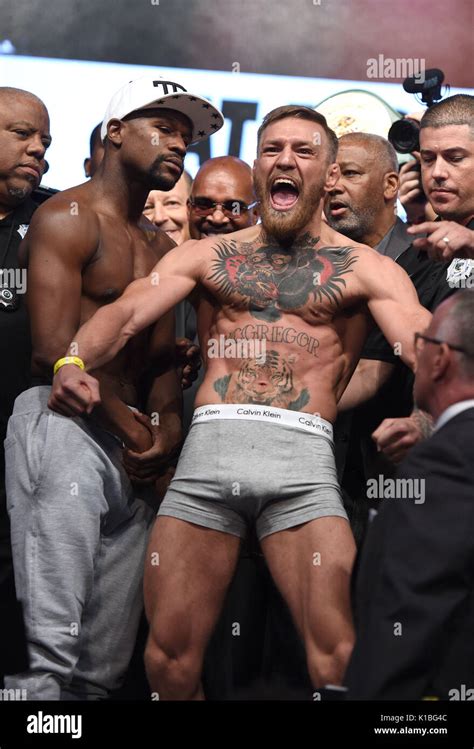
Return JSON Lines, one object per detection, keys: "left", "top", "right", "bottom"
{"left": 270, "top": 177, "right": 300, "bottom": 211}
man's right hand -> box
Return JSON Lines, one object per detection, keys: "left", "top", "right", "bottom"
{"left": 398, "top": 155, "right": 437, "bottom": 225}
{"left": 399, "top": 158, "right": 423, "bottom": 207}
{"left": 48, "top": 364, "right": 101, "bottom": 416}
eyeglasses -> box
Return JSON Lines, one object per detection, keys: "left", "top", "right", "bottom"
{"left": 414, "top": 332, "right": 467, "bottom": 354}
{"left": 189, "top": 197, "right": 258, "bottom": 217}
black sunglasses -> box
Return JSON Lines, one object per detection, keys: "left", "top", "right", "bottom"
{"left": 189, "top": 197, "right": 258, "bottom": 216}
{"left": 414, "top": 332, "right": 467, "bottom": 354}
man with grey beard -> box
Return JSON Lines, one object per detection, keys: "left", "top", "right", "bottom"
{"left": 325, "top": 132, "right": 408, "bottom": 260}
{"left": 49, "top": 105, "right": 431, "bottom": 699}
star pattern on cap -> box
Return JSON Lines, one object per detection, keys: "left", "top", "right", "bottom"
{"left": 149, "top": 92, "right": 222, "bottom": 141}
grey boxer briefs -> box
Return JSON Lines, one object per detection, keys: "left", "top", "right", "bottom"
{"left": 158, "top": 404, "right": 348, "bottom": 539}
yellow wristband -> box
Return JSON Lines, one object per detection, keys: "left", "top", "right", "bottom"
{"left": 53, "top": 356, "right": 86, "bottom": 376}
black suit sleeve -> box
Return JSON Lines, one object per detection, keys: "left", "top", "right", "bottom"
{"left": 346, "top": 429, "right": 474, "bottom": 700}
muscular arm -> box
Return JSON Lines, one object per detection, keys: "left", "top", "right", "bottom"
{"left": 338, "top": 359, "right": 394, "bottom": 411}
{"left": 25, "top": 200, "right": 151, "bottom": 449}
{"left": 364, "top": 254, "right": 432, "bottom": 371}
{"left": 67, "top": 238, "right": 204, "bottom": 371}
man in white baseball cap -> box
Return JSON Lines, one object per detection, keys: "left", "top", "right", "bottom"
{"left": 100, "top": 75, "right": 224, "bottom": 144}
{"left": 3, "top": 76, "right": 222, "bottom": 699}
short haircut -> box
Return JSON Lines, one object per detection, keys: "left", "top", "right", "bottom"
{"left": 420, "top": 94, "right": 474, "bottom": 136}
{"left": 89, "top": 123, "right": 102, "bottom": 155}
{"left": 338, "top": 132, "right": 399, "bottom": 174}
{"left": 437, "top": 289, "right": 474, "bottom": 378}
{"left": 257, "top": 105, "right": 338, "bottom": 163}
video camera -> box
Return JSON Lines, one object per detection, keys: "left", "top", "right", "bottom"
{"left": 388, "top": 68, "right": 447, "bottom": 154}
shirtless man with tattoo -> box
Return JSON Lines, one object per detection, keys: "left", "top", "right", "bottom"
{"left": 49, "top": 105, "right": 432, "bottom": 699}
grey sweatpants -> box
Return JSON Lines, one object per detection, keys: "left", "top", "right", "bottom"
{"left": 4, "top": 387, "right": 155, "bottom": 700}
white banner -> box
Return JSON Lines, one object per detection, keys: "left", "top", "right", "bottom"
{"left": 1, "top": 55, "right": 473, "bottom": 190}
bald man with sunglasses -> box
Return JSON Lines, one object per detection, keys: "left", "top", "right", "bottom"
{"left": 188, "top": 156, "right": 259, "bottom": 239}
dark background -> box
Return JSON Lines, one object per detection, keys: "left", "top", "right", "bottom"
{"left": 1, "top": 0, "right": 473, "bottom": 87}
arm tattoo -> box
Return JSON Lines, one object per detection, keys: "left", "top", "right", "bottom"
{"left": 212, "top": 349, "right": 310, "bottom": 411}
{"left": 208, "top": 232, "right": 358, "bottom": 322}
{"left": 412, "top": 406, "right": 434, "bottom": 440}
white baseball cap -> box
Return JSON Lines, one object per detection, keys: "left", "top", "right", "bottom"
{"left": 100, "top": 75, "right": 224, "bottom": 144}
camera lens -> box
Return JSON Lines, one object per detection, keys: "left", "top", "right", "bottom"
{"left": 388, "top": 119, "right": 420, "bottom": 154}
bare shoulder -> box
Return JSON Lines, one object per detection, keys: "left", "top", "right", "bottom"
{"left": 28, "top": 182, "right": 99, "bottom": 245}
{"left": 320, "top": 224, "right": 378, "bottom": 259}
{"left": 25, "top": 182, "right": 102, "bottom": 270}
{"left": 320, "top": 224, "right": 416, "bottom": 298}
{"left": 356, "top": 245, "right": 417, "bottom": 301}
{"left": 158, "top": 228, "right": 259, "bottom": 282}
{"left": 154, "top": 235, "right": 214, "bottom": 282}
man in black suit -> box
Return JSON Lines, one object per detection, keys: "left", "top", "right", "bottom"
{"left": 346, "top": 290, "right": 474, "bottom": 700}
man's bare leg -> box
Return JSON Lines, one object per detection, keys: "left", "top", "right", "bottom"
{"left": 260, "top": 516, "right": 356, "bottom": 689}
{"left": 144, "top": 516, "right": 241, "bottom": 700}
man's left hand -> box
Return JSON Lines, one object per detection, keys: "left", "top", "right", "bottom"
{"left": 407, "top": 220, "right": 474, "bottom": 261}
{"left": 122, "top": 411, "right": 181, "bottom": 484}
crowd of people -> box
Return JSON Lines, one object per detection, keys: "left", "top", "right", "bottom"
{"left": 0, "top": 75, "right": 473, "bottom": 701}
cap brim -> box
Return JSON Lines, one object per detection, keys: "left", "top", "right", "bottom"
{"left": 103, "top": 93, "right": 224, "bottom": 145}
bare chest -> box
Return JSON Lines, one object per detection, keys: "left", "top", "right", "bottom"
{"left": 83, "top": 224, "right": 160, "bottom": 304}
{"left": 203, "top": 237, "right": 363, "bottom": 324}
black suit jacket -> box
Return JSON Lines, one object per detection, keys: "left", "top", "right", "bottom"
{"left": 377, "top": 216, "right": 412, "bottom": 261}
{"left": 346, "top": 407, "right": 474, "bottom": 700}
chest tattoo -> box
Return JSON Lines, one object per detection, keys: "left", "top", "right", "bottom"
{"left": 207, "top": 232, "right": 358, "bottom": 321}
